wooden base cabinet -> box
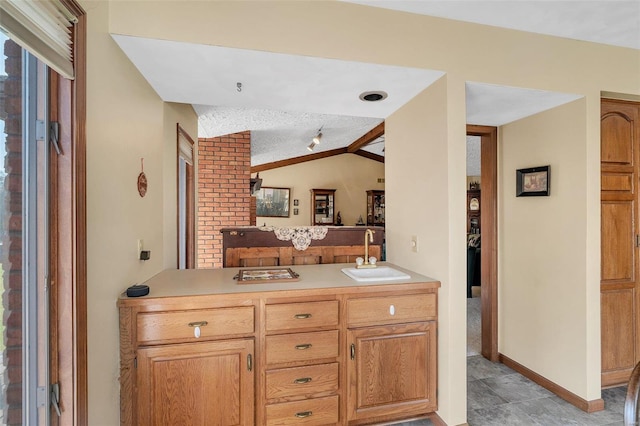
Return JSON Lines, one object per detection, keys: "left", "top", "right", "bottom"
{"left": 345, "top": 293, "right": 438, "bottom": 425}
{"left": 347, "top": 323, "right": 436, "bottom": 423}
{"left": 137, "top": 339, "right": 254, "bottom": 425}
{"left": 118, "top": 268, "right": 439, "bottom": 426}
{"left": 263, "top": 300, "right": 341, "bottom": 425}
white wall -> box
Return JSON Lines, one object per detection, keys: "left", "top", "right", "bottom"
{"left": 499, "top": 98, "right": 594, "bottom": 397}
{"left": 83, "top": 1, "right": 198, "bottom": 423}
{"left": 386, "top": 76, "right": 468, "bottom": 424}
{"left": 255, "top": 154, "right": 384, "bottom": 227}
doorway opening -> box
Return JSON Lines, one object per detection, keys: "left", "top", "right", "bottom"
{"left": 466, "top": 125, "right": 498, "bottom": 361}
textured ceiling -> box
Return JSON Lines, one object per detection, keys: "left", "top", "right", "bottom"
{"left": 112, "top": 2, "right": 637, "bottom": 166}
{"left": 344, "top": 0, "right": 640, "bottom": 50}
{"left": 467, "top": 136, "right": 481, "bottom": 177}
{"left": 466, "top": 82, "right": 582, "bottom": 126}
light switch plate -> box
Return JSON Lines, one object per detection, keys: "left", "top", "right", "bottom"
{"left": 411, "top": 235, "right": 418, "bottom": 253}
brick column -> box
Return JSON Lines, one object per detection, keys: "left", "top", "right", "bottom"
{"left": 1, "top": 38, "right": 23, "bottom": 425}
{"left": 197, "top": 132, "right": 251, "bottom": 268}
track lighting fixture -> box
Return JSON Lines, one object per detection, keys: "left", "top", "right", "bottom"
{"left": 312, "top": 131, "right": 322, "bottom": 145}
{"left": 306, "top": 126, "right": 324, "bottom": 152}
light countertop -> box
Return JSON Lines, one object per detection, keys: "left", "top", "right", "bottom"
{"left": 118, "top": 262, "right": 440, "bottom": 302}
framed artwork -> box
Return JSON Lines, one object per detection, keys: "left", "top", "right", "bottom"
{"left": 235, "top": 267, "right": 299, "bottom": 284}
{"left": 516, "top": 166, "right": 550, "bottom": 197}
{"left": 255, "top": 187, "right": 291, "bottom": 217}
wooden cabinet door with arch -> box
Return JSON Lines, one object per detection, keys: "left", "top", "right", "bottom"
{"left": 601, "top": 98, "right": 640, "bottom": 386}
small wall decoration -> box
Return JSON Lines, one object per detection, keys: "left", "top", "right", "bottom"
{"left": 516, "top": 165, "right": 550, "bottom": 197}
{"left": 137, "top": 158, "right": 147, "bottom": 197}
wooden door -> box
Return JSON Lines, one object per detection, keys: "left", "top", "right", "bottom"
{"left": 601, "top": 98, "right": 640, "bottom": 386}
{"left": 346, "top": 322, "right": 436, "bottom": 423}
{"left": 137, "top": 339, "right": 255, "bottom": 425}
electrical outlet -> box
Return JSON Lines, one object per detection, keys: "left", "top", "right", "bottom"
{"left": 411, "top": 235, "right": 418, "bottom": 253}
{"left": 137, "top": 239, "right": 143, "bottom": 258}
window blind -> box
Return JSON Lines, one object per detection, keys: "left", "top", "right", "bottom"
{"left": 179, "top": 133, "right": 194, "bottom": 165}
{"left": 0, "top": 0, "right": 77, "bottom": 79}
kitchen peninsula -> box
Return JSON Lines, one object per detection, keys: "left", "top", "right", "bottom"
{"left": 118, "top": 262, "right": 440, "bottom": 425}
{"left": 221, "top": 225, "right": 385, "bottom": 267}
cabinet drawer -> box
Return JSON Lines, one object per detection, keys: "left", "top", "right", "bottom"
{"left": 266, "top": 300, "right": 339, "bottom": 332}
{"left": 347, "top": 293, "right": 436, "bottom": 327}
{"left": 266, "top": 330, "right": 339, "bottom": 365}
{"left": 266, "top": 363, "right": 339, "bottom": 402}
{"left": 266, "top": 395, "right": 339, "bottom": 426}
{"left": 137, "top": 306, "right": 254, "bottom": 344}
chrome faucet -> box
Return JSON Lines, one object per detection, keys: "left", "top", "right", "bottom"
{"left": 357, "top": 229, "right": 377, "bottom": 268}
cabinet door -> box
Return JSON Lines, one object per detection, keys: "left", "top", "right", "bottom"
{"left": 601, "top": 99, "right": 640, "bottom": 386}
{"left": 347, "top": 322, "right": 436, "bottom": 423}
{"left": 137, "top": 339, "right": 254, "bottom": 426}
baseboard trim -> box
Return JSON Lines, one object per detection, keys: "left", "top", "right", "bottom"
{"left": 426, "top": 412, "right": 448, "bottom": 426}
{"left": 499, "top": 353, "right": 605, "bottom": 413}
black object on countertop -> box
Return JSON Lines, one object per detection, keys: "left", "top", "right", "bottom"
{"left": 126, "top": 284, "right": 149, "bottom": 297}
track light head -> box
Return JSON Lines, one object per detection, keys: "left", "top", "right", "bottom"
{"left": 313, "top": 132, "right": 322, "bottom": 145}
{"left": 307, "top": 142, "right": 316, "bottom": 152}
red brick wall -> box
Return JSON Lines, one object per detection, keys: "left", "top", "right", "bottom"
{"left": 1, "top": 38, "right": 23, "bottom": 425}
{"left": 197, "top": 132, "right": 252, "bottom": 268}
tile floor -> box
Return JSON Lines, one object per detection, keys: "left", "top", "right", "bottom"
{"left": 393, "top": 355, "right": 627, "bottom": 426}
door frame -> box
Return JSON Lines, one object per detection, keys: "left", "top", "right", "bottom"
{"left": 467, "top": 125, "right": 499, "bottom": 361}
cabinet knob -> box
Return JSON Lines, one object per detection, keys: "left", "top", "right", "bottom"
{"left": 188, "top": 321, "right": 208, "bottom": 338}
{"left": 389, "top": 304, "right": 395, "bottom": 316}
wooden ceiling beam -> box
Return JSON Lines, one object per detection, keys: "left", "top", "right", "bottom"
{"left": 354, "top": 150, "right": 384, "bottom": 163}
{"left": 251, "top": 148, "right": 348, "bottom": 172}
{"left": 347, "top": 122, "right": 384, "bottom": 153}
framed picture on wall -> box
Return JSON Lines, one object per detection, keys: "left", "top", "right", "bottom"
{"left": 516, "top": 165, "right": 550, "bottom": 197}
{"left": 255, "top": 187, "right": 291, "bottom": 217}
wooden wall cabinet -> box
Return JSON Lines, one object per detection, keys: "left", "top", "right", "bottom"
{"left": 366, "top": 190, "right": 385, "bottom": 226}
{"left": 311, "top": 188, "right": 336, "bottom": 225}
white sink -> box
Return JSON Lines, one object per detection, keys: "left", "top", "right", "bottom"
{"left": 341, "top": 266, "right": 411, "bottom": 282}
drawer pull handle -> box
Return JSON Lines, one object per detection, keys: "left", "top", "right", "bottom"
{"left": 293, "top": 377, "right": 312, "bottom": 384}
{"left": 247, "top": 354, "right": 252, "bottom": 372}
{"left": 295, "top": 343, "right": 312, "bottom": 350}
{"left": 390, "top": 304, "right": 395, "bottom": 316}
{"left": 351, "top": 343, "right": 355, "bottom": 360}
{"left": 188, "top": 321, "right": 208, "bottom": 339}
{"left": 294, "top": 313, "right": 312, "bottom": 319}
{"left": 295, "top": 411, "right": 313, "bottom": 418}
